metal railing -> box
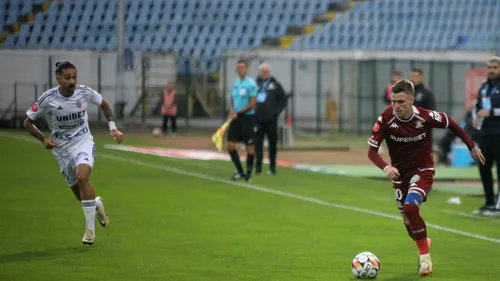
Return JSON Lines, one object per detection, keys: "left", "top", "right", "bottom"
{"left": 0, "top": 83, "right": 47, "bottom": 127}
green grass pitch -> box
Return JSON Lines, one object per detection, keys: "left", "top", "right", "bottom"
{"left": 1, "top": 130, "right": 500, "bottom": 281}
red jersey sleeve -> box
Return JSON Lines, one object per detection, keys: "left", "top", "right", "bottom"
{"left": 368, "top": 115, "right": 385, "bottom": 149}
{"left": 425, "top": 109, "right": 450, "bottom": 129}
{"left": 423, "top": 108, "right": 476, "bottom": 150}
{"left": 367, "top": 114, "right": 390, "bottom": 171}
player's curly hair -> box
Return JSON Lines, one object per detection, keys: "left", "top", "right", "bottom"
{"left": 391, "top": 79, "right": 414, "bottom": 95}
{"left": 55, "top": 61, "right": 76, "bottom": 75}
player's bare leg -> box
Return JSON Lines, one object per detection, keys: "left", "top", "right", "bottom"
{"left": 71, "top": 184, "right": 81, "bottom": 201}
{"left": 402, "top": 191, "right": 433, "bottom": 276}
{"left": 245, "top": 144, "right": 254, "bottom": 182}
{"left": 76, "top": 164, "right": 97, "bottom": 245}
{"left": 71, "top": 184, "right": 109, "bottom": 228}
{"left": 227, "top": 142, "right": 244, "bottom": 180}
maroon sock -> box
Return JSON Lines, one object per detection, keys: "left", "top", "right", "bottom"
{"left": 403, "top": 203, "right": 429, "bottom": 255}
{"left": 416, "top": 238, "right": 430, "bottom": 255}
{"left": 404, "top": 222, "right": 415, "bottom": 241}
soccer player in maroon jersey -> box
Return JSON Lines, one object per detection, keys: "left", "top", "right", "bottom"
{"left": 367, "top": 79, "right": 485, "bottom": 276}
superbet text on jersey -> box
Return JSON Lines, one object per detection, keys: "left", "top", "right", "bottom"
{"left": 368, "top": 106, "right": 449, "bottom": 178}
{"left": 26, "top": 85, "right": 102, "bottom": 147}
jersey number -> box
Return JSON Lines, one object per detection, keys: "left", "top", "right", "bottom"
{"left": 394, "top": 188, "right": 403, "bottom": 201}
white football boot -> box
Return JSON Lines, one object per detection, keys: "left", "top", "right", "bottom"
{"left": 95, "top": 196, "right": 109, "bottom": 227}
{"left": 418, "top": 256, "right": 433, "bottom": 276}
{"left": 82, "top": 228, "right": 95, "bottom": 245}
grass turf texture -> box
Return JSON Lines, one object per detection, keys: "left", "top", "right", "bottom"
{"left": 1, "top": 131, "right": 500, "bottom": 281}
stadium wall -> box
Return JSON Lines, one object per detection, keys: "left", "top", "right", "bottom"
{"left": 0, "top": 50, "right": 176, "bottom": 119}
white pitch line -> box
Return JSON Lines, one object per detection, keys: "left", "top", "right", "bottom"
{"left": 442, "top": 209, "right": 500, "bottom": 222}
{"left": 2, "top": 132, "right": 500, "bottom": 244}
{"left": 0, "top": 132, "right": 40, "bottom": 143}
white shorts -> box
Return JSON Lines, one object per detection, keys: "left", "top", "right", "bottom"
{"left": 53, "top": 138, "right": 96, "bottom": 187}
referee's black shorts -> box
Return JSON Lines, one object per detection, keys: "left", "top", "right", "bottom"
{"left": 227, "top": 115, "right": 254, "bottom": 145}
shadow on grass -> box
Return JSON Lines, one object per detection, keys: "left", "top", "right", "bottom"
{"left": 0, "top": 247, "right": 87, "bottom": 264}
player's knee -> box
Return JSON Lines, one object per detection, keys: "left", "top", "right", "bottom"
{"left": 402, "top": 202, "right": 419, "bottom": 216}
{"left": 76, "top": 173, "right": 90, "bottom": 185}
{"left": 75, "top": 166, "right": 91, "bottom": 185}
{"left": 401, "top": 214, "right": 411, "bottom": 225}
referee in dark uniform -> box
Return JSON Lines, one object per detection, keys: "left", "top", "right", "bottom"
{"left": 473, "top": 56, "right": 500, "bottom": 215}
{"left": 227, "top": 59, "right": 257, "bottom": 182}
{"left": 254, "top": 63, "right": 286, "bottom": 175}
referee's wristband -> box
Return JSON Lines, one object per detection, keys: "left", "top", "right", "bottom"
{"left": 383, "top": 165, "right": 391, "bottom": 172}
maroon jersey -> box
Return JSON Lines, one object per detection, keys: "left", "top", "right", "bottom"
{"left": 368, "top": 106, "right": 450, "bottom": 178}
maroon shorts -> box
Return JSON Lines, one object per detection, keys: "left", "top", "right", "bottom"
{"left": 392, "top": 169, "right": 435, "bottom": 213}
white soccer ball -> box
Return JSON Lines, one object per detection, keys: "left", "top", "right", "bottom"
{"left": 351, "top": 251, "right": 380, "bottom": 279}
{"left": 152, "top": 128, "right": 162, "bottom": 136}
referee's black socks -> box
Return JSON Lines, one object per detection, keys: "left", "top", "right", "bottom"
{"left": 246, "top": 154, "right": 254, "bottom": 176}
{"left": 229, "top": 150, "right": 244, "bottom": 175}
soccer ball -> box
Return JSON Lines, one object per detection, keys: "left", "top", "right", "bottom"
{"left": 152, "top": 128, "right": 163, "bottom": 136}
{"left": 351, "top": 252, "right": 380, "bottom": 279}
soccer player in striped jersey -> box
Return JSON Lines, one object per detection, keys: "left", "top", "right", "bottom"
{"left": 23, "top": 61, "right": 124, "bottom": 245}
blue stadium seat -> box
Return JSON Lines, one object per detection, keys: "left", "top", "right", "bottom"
{"left": 6, "top": 4, "right": 20, "bottom": 25}
{"left": 37, "top": 33, "right": 50, "bottom": 48}
{"left": 79, "top": 36, "right": 91, "bottom": 50}
{"left": 20, "top": 1, "right": 32, "bottom": 14}
{"left": 73, "top": 36, "right": 85, "bottom": 49}
{"left": 3, "top": 35, "right": 16, "bottom": 49}
{"left": 26, "top": 33, "right": 39, "bottom": 48}
{"left": 49, "top": 35, "right": 62, "bottom": 49}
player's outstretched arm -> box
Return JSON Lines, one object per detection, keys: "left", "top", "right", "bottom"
{"left": 427, "top": 109, "right": 485, "bottom": 164}
{"left": 447, "top": 117, "right": 485, "bottom": 165}
{"left": 99, "top": 99, "right": 124, "bottom": 144}
{"left": 22, "top": 117, "right": 57, "bottom": 149}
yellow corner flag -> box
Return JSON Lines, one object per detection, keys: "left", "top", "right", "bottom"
{"left": 211, "top": 119, "right": 232, "bottom": 152}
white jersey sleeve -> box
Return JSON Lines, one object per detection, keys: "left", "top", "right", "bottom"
{"left": 26, "top": 92, "right": 51, "bottom": 120}
{"left": 80, "top": 85, "right": 103, "bottom": 106}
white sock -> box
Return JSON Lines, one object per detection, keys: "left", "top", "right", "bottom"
{"left": 81, "top": 199, "right": 96, "bottom": 232}
{"left": 95, "top": 196, "right": 103, "bottom": 210}
{"left": 420, "top": 253, "right": 431, "bottom": 259}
